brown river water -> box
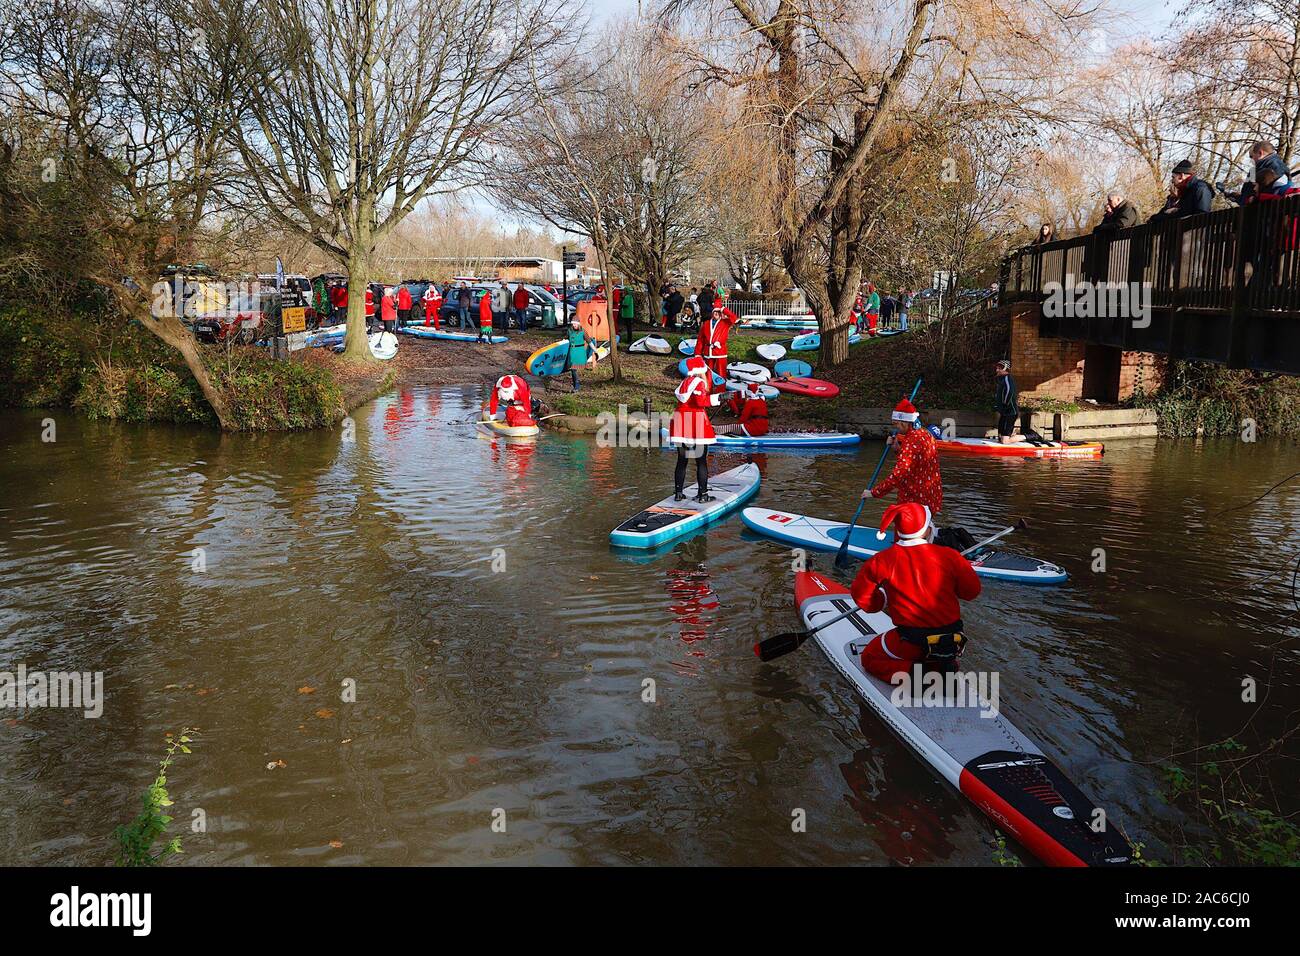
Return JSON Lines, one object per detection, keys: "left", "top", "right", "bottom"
{"left": 1, "top": 389, "right": 1297, "bottom": 865}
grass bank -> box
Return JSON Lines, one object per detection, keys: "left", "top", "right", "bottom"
{"left": 0, "top": 304, "right": 348, "bottom": 430}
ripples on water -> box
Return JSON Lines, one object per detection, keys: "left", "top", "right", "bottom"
{"left": 0, "top": 389, "right": 1296, "bottom": 865}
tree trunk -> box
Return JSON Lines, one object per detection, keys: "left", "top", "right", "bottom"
{"left": 341, "top": 233, "right": 377, "bottom": 363}
{"left": 136, "top": 310, "right": 235, "bottom": 430}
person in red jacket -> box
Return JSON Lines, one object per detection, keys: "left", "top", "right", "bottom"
{"left": 380, "top": 287, "right": 397, "bottom": 333}
{"left": 489, "top": 374, "right": 534, "bottom": 427}
{"left": 477, "top": 289, "right": 494, "bottom": 343}
{"left": 669, "top": 356, "right": 722, "bottom": 501}
{"left": 720, "top": 381, "right": 769, "bottom": 437}
{"left": 695, "top": 302, "right": 738, "bottom": 391}
{"left": 329, "top": 282, "right": 347, "bottom": 325}
{"left": 364, "top": 285, "right": 375, "bottom": 330}
{"left": 849, "top": 502, "right": 981, "bottom": 682}
{"left": 867, "top": 396, "right": 942, "bottom": 514}
{"left": 396, "top": 283, "right": 413, "bottom": 326}
{"left": 422, "top": 283, "right": 442, "bottom": 328}
{"left": 511, "top": 283, "right": 531, "bottom": 332}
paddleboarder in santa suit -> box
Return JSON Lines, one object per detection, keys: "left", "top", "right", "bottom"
{"left": 489, "top": 374, "right": 535, "bottom": 428}
{"left": 866, "top": 396, "right": 942, "bottom": 514}
{"left": 718, "top": 381, "right": 769, "bottom": 437}
{"left": 670, "top": 356, "right": 722, "bottom": 501}
{"left": 849, "top": 502, "right": 981, "bottom": 682}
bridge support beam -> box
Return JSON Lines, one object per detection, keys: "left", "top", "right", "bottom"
{"left": 1011, "top": 305, "right": 1164, "bottom": 402}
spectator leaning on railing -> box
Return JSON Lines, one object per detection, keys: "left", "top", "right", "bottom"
{"left": 1093, "top": 192, "right": 1138, "bottom": 232}
{"left": 1149, "top": 160, "right": 1214, "bottom": 220}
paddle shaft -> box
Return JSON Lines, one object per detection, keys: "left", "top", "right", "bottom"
{"left": 960, "top": 521, "right": 1023, "bottom": 556}
{"left": 836, "top": 377, "right": 922, "bottom": 567}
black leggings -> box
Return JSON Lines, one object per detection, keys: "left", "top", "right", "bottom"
{"left": 674, "top": 444, "right": 709, "bottom": 495}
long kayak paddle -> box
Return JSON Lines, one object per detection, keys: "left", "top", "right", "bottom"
{"left": 960, "top": 517, "right": 1028, "bottom": 556}
{"left": 834, "top": 376, "right": 922, "bottom": 570}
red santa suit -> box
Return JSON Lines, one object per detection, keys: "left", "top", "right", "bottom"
{"left": 724, "top": 382, "right": 769, "bottom": 436}
{"left": 489, "top": 374, "right": 534, "bottom": 427}
{"left": 871, "top": 398, "right": 943, "bottom": 514}
{"left": 850, "top": 503, "right": 982, "bottom": 682}
{"left": 380, "top": 290, "right": 397, "bottom": 324}
{"left": 669, "top": 358, "right": 720, "bottom": 445}
{"left": 422, "top": 285, "right": 441, "bottom": 327}
{"left": 695, "top": 305, "right": 738, "bottom": 391}
{"left": 364, "top": 287, "right": 375, "bottom": 319}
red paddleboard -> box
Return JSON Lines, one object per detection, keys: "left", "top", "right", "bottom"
{"left": 769, "top": 375, "right": 840, "bottom": 399}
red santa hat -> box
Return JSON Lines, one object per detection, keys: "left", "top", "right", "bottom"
{"left": 684, "top": 355, "right": 708, "bottom": 378}
{"left": 891, "top": 397, "right": 919, "bottom": 423}
{"left": 747, "top": 381, "right": 762, "bottom": 396}
{"left": 877, "top": 502, "right": 932, "bottom": 543}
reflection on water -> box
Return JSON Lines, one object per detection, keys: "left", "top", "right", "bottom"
{"left": 0, "top": 386, "right": 1297, "bottom": 865}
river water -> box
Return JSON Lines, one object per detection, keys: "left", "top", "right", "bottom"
{"left": 1, "top": 389, "right": 1297, "bottom": 865}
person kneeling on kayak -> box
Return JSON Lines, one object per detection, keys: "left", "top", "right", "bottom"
{"left": 670, "top": 356, "right": 722, "bottom": 502}
{"left": 850, "top": 503, "right": 981, "bottom": 683}
{"left": 489, "top": 374, "right": 535, "bottom": 428}
{"left": 867, "top": 397, "right": 942, "bottom": 514}
{"left": 719, "top": 381, "right": 769, "bottom": 437}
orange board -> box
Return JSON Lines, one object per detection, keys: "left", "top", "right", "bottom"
{"left": 577, "top": 300, "right": 610, "bottom": 342}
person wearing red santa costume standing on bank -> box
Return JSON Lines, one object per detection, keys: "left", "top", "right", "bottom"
{"left": 866, "top": 396, "right": 942, "bottom": 515}
{"left": 694, "top": 300, "right": 739, "bottom": 391}
{"left": 488, "top": 374, "right": 535, "bottom": 428}
{"left": 669, "top": 356, "right": 722, "bottom": 501}
{"left": 719, "top": 381, "right": 769, "bottom": 437}
{"left": 422, "top": 283, "right": 442, "bottom": 328}
{"left": 849, "top": 502, "right": 981, "bottom": 682}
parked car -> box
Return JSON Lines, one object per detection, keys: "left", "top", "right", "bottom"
{"left": 192, "top": 290, "right": 266, "bottom": 343}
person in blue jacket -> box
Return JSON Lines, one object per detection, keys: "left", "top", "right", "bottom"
{"left": 1151, "top": 160, "right": 1213, "bottom": 219}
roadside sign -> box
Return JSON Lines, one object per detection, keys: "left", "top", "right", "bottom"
{"left": 563, "top": 251, "right": 586, "bottom": 263}
{"left": 282, "top": 306, "right": 306, "bottom": 333}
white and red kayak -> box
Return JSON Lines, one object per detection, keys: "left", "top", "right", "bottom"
{"left": 793, "top": 571, "right": 1132, "bottom": 867}
{"left": 935, "top": 436, "right": 1103, "bottom": 459}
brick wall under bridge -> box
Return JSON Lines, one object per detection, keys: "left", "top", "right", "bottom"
{"left": 1008, "top": 303, "right": 1162, "bottom": 402}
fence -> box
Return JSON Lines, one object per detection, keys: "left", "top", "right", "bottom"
{"left": 1000, "top": 196, "right": 1300, "bottom": 373}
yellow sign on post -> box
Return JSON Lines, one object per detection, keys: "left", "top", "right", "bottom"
{"left": 282, "top": 306, "right": 306, "bottom": 333}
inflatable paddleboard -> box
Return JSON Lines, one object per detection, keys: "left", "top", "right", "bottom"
{"left": 676, "top": 358, "right": 726, "bottom": 387}
{"left": 769, "top": 375, "right": 840, "bottom": 399}
{"left": 727, "top": 362, "right": 771, "bottom": 383}
{"left": 477, "top": 418, "right": 540, "bottom": 439}
{"left": 305, "top": 323, "right": 347, "bottom": 346}
{"left": 792, "top": 571, "right": 1132, "bottom": 866}
{"left": 935, "top": 437, "right": 1104, "bottom": 460}
{"left": 756, "top": 342, "right": 787, "bottom": 361}
{"left": 398, "top": 326, "right": 508, "bottom": 344}
{"left": 629, "top": 335, "right": 672, "bottom": 355}
{"left": 724, "top": 380, "right": 779, "bottom": 400}
{"left": 525, "top": 339, "right": 569, "bottom": 376}
{"left": 742, "top": 508, "right": 1066, "bottom": 584}
{"left": 661, "top": 428, "right": 859, "bottom": 450}
{"left": 333, "top": 330, "right": 396, "bottom": 360}
{"left": 774, "top": 359, "right": 813, "bottom": 377}
{"left": 790, "top": 330, "right": 861, "bottom": 351}
{"left": 610, "top": 463, "right": 760, "bottom": 549}
{"left": 678, "top": 339, "right": 695, "bottom": 356}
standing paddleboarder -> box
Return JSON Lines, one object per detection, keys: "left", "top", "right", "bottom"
{"left": 866, "top": 397, "right": 942, "bottom": 514}
{"left": 670, "top": 356, "right": 722, "bottom": 502}
{"left": 994, "top": 359, "right": 1024, "bottom": 444}
{"left": 849, "top": 502, "right": 981, "bottom": 681}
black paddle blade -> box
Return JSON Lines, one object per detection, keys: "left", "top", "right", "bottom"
{"left": 833, "top": 540, "right": 855, "bottom": 569}
{"left": 754, "top": 631, "right": 809, "bottom": 662}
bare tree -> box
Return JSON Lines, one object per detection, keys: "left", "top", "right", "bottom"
{"left": 202, "top": 0, "right": 575, "bottom": 360}
{"left": 489, "top": 22, "right": 719, "bottom": 344}
{"left": 0, "top": 0, "right": 253, "bottom": 427}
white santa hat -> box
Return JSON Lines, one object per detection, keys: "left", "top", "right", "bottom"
{"left": 496, "top": 375, "right": 521, "bottom": 401}
{"left": 891, "top": 397, "right": 919, "bottom": 423}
